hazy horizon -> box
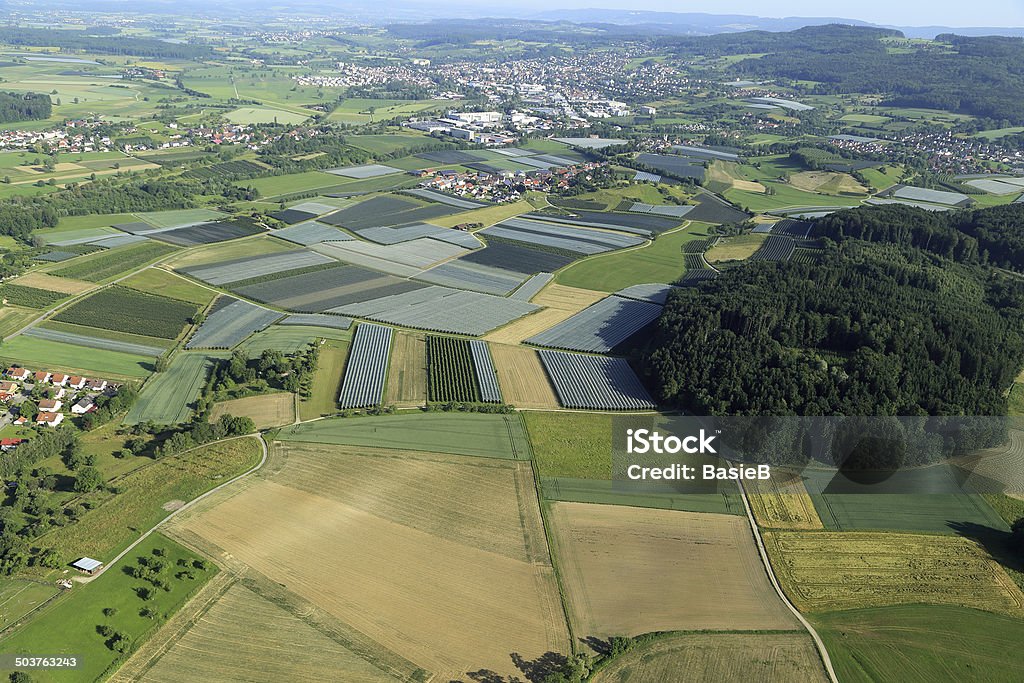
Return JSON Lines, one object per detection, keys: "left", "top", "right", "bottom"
{"left": 8, "top": 0, "right": 1024, "bottom": 30}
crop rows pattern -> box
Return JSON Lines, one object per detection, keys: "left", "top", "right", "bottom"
{"left": 539, "top": 350, "right": 655, "bottom": 410}
{"left": 338, "top": 323, "right": 393, "bottom": 409}
{"left": 427, "top": 336, "right": 480, "bottom": 403}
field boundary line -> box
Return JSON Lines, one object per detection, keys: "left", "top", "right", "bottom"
{"left": 737, "top": 479, "right": 839, "bottom": 683}
{"left": 76, "top": 434, "right": 268, "bottom": 584}
{"left": 109, "top": 572, "right": 238, "bottom": 682}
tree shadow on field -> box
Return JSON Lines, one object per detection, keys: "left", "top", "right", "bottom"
{"left": 461, "top": 671, "right": 523, "bottom": 683}
{"left": 947, "top": 521, "right": 1024, "bottom": 574}
{"left": 458, "top": 651, "right": 567, "bottom": 682}
{"left": 511, "top": 651, "right": 568, "bottom": 682}
{"left": 580, "top": 636, "right": 611, "bottom": 656}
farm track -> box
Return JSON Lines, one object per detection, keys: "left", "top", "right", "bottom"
{"left": 738, "top": 481, "right": 839, "bottom": 683}
{"left": 74, "top": 434, "right": 268, "bottom": 584}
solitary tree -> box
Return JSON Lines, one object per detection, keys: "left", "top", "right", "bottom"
{"left": 73, "top": 467, "right": 103, "bottom": 493}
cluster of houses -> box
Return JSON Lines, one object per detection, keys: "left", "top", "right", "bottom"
{"left": 3, "top": 367, "right": 113, "bottom": 429}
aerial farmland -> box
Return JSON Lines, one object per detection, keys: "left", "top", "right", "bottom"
{"left": 0, "top": 9, "right": 1022, "bottom": 683}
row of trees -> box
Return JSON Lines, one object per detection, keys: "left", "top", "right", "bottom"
{"left": 0, "top": 175, "right": 259, "bottom": 242}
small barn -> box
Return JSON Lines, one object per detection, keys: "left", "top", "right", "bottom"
{"left": 71, "top": 557, "right": 103, "bottom": 574}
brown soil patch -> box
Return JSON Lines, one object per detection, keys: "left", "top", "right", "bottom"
{"left": 549, "top": 502, "right": 798, "bottom": 637}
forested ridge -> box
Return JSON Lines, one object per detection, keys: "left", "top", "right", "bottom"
{"left": 670, "top": 25, "right": 1024, "bottom": 124}
{"left": 816, "top": 203, "right": 1024, "bottom": 271}
{"left": 0, "top": 28, "right": 212, "bottom": 60}
{"left": 0, "top": 92, "right": 51, "bottom": 124}
{"left": 641, "top": 239, "right": 1024, "bottom": 416}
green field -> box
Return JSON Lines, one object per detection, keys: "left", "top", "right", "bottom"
{"left": 556, "top": 222, "right": 708, "bottom": 291}
{"left": 816, "top": 606, "right": 1024, "bottom": 683}
{"left": 245, "top": 171, "right": 346, "bottom": 198}
{"left": 134, "top": 208, "right": 225, "bottom": 229}
{"left": 0, "top": 335, "right": 153, "bottom": 378}
{"left": 125, "top": 353, "right": 224, "bottom": 425}
{"left": 0, "top": 306, "right": 39, "bottom": 338}
{"left": 32, "top": 438, "right": 263, "bottom": 566}
{"left": 53, "top": 286, "right": 197, "bottom": 339}
{"left": 810, "top": 493, "right": 1008, "bottom": 534}
{"left": 277, "top": 413, "right": 532, "bottom": 459}
{"left": 540, "top": 477, "right": 743, "bottom": 515}
{"left": 972, "top": 126, "right": 1024, "bottom": 140}
{"left": 298, "top": 338, "right": 348, "bottom": 420}
{"left": 327, "top": 99, "right": 449, "bottom": 125}
{"left": 118, "top": 268, "right": 217, "bottom": 306}
{"left": 225, "top": 107, "right": 309, "bottom": 125}
{"left": 346, "top": 133, "right": 439, "bottom": 155}
{"left": 37, "top": 214, "right": 134, "bottom": 236}
{"left": 0, "top": 534, "right": 215, "bottom": 683}
{"left": 50, "top": 242, "right": 178, "bottom": 282}
{"left": 840, "top": 113, "right": 891, "bottom": 125}
{"left": 725, "top": 182, "right": 862, "bottom": 213}
{"left": 238, "top": 325, "right": 351, "bottom": 355}
{"left": 0, "top": 579, "right": 60, "bottom": 631}
{"left": 525, "top": 411, "right": 613, "bottom": 478}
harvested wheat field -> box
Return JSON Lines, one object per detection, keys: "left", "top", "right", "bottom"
{"left": 486, "top": 283, "right": 605, "bottom": 344}
{"left": 746, "top": 474, "right": 824, "bottom": 529}
{"left": 209, "top": 393, "right": 295, "bottom": 429}
{"left": 549, "top": 502, "right": 798, "bottom": 637}
{"left": 171, "top": 442, "right": 569, "bottom": 681}
{"left": 590, "top": 633, "right": 827, "bottom": 683}
{"left": 490, "top": 343, "right": 560, "bottom": 409}
{"left": 384, "top": 331, "right": 426, "bottom": 407}
{"left": 763, "top": 530, "right": 1024, "bottom": 614}
{"left": 12, "top": 271, "right": 95, "bottom": 294}
{"left": 789, "top": 171, "right": 867, "bottom": 195}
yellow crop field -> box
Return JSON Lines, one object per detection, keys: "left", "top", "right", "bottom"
{"left": 746, "top": 474, "right": 824, "bottom": 529}
{"left": 12, "top": 271, "right": 95, "bottom": 295}
{"left": 115, "top": 579, "right": 398, "bottom": 683}
{"left": 170, "top": 443, "right": 569, "bottom": 681}
{"left": 789, "top": 171, "right": 867, "bottom": 195}
{"left": 706, "top": 233, "right": 768, "bottom": 262}
{"left": 489, "top": 343, "right": 560, "bottom": 409}
{"left": 763, "top": 531, "right": 1024, "bottom": 613}
{"left": 486, "top": 283, "right": 605, "bottom": 344}
{"left": 384, "top": 331, "right": 426, "bottom": 407}
{"left": 590, "top": 633, "right": 827, "bottom": 683}
{"left": 210, "top": 393, "right": 295, "bottom": 429}
{"left": 549, "top": 502, "right": 798, "bottom": 636}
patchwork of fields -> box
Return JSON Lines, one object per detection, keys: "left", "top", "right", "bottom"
{"left": 169, "top": 442, "right": 569, "bottom": 682}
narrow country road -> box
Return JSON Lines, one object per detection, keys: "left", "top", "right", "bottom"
{"left": 737, "top": 479, "right": 840, "bottom": 683}
{"left": 74, "top": 433, "right": 268, "bottom": 583}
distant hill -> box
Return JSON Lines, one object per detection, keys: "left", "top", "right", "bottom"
{"left": 533, "top": 9, "right": 1024, "bottom": 39}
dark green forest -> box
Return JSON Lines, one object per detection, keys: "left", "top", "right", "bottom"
{"left": 670, "top": 25, "right": 1024, "bottom": 124}
{"left": 0, "top": 92, "right": 51, "bottom": 123}
{"left": 816, "top": 203, "right": 1024, "bottom": 271}
{"left": 0, "top": 28, "right": 212, "bottom": 60}
{"left": 641, "top": 239, "right": 1024, "bottom": 417}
